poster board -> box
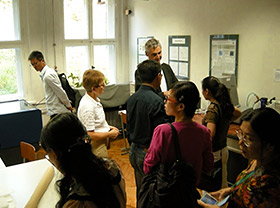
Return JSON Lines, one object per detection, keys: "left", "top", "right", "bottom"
{"left": 209, "top": 34, "right": 239, "bottom": 83}
{"left": 168, "top": 35, "right": 190, "bottom": 80}
{"left": 137, "top": 36, "right": 153, "bottom": 64}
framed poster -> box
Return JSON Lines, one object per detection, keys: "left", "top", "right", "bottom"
{"left": 168, "top": 35, "right": 190, "bottom": 80}
{"left": 210, "top": 34, "right": 239, "bottom": 83}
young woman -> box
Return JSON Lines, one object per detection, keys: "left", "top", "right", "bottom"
{"left": 200, "top": 76, "right": 241, "bottom": 191}
{"left": 40, "top": 113, "right": 126, "bottom": 208}
{"left": 144, "top": 81, "right": 214, "bottom": 185}
{"left": 198, "top": 107, "right": 280, "bottom": 208}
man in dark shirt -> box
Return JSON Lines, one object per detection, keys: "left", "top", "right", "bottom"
{"left": 127, "top": 60, "right": 168, "bottom": 201}
{"left": 135, "top": 38, "right": 178, "bottom": 99}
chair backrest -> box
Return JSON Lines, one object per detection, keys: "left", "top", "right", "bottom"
{"left": 36, "top": 148, "right": 47, "bottom": 160}
{"left": 20, "top": 141, "right": 36, "bottom": 162}
{"left": 120, "top": 112, "right": 127, "bottom": 125}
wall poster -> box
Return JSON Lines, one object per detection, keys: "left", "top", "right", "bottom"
{"left": 168, "top": 35, "right": 190, "bottom": 80}
{"left": 210, "top": 34, "right": 239, "bottom": 83}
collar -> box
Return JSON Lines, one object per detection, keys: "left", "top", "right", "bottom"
{"left": 39, "top": 65, "right": 48, "bottom": 80}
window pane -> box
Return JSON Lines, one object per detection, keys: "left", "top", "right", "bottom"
{"left": 65, "top": 46, "right": 89, "bottom": 85}
{"left": 64, "top": 0, "right": 88, "bottom": 39}
{"left": 94, "top": 45, "right": 115, "bottom": 84}
{"left": 0, "top": 0, "right": 20, "bottom": 41}
{"left": 0, "top": 48, "right": 21, "bottom": 96}
{"left": 92, "top": 0, "right": 115, "bottom": 39}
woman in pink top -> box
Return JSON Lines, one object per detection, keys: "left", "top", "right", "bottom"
{"left": 144, "top": 81, "right": 214, "bottom": 184}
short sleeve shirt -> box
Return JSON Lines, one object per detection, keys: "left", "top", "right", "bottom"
{"left": 77, "top": 93, "right": 110, "bottom": 133}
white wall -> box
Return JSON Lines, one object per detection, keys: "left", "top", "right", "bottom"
{"left": 127, "top": 0, "right": 280, "bottom": 108}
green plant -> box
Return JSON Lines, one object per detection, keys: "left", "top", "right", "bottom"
{"left": 68, "top": 73, "right": 82, "bottom": 88}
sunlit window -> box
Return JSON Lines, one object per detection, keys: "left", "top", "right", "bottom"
{"left": 0, "top": 0, "right": 20, "bottom": 41}
{"left": 63, "top": 0, "right": 116, "bottom": 85}
{"left": 0, "top": 0, "right": 23, "bottom": 101}
{"left": 64, "top": 0, "right": 88, "bottom": 39}
{"left": 92, "top": 0, "right": 115, "bottom": 39}
{"left": 94, "top": 45, "right": 116, "bottom": 84}
{"left": 65, "top": 46, "right": 89, "bottom": 81}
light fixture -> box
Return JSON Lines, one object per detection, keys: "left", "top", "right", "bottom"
{"left": 98, "top": 0, "right": 105, "bottom": 4}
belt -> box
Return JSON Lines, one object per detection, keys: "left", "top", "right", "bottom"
{"left": 132, "top": 142, "right": 149, "bottom": 151}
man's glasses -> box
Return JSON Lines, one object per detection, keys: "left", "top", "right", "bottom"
{"left": 164, "top": 95, "right": 179, "bottom": 103}
{"left": 235, "top": 130, "right": 252, "bottom": 147}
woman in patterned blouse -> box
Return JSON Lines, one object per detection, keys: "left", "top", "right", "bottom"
{"left": 198, "top": 107, "right": 280, "bottom": 208}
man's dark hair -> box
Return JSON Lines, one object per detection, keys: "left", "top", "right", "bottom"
{"left": 137, "top": 60, "right": 161, "bottom": 83}
{"left": 28, "top": 51, "right": 44, "bottom": 61}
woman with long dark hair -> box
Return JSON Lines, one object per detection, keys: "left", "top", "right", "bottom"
{"left": 200, "top": 76, "right": 241, "bottom": 191}
{"left": 40, "top": 113, "right": 126, "bottom": 208}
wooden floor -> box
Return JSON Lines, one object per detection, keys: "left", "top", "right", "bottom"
{"left": 108, "top": 138, "right": 136, "bottom": 208}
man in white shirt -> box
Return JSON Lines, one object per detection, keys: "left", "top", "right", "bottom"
{"left": 78, "top": 69, "right": 120, "bottom": 157}
{"left": 29, "top": 51, "right": 73, "bottom": 118}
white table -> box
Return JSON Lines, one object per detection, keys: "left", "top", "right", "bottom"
{"left": 0, "top": 157, "right": 5, "bottom": 168}
{"left": 0, "top": 159, "right": 60, "bottom": 208}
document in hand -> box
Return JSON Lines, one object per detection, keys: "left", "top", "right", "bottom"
{"left": 200, "top": 190, "right": 230, "bottom": 207}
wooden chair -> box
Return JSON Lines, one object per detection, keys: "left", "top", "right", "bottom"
{"left": 20, "top": 141, "right": 47, "bottom": 162}
{"left": 118, "top": 110, "right": 130, "bottom": 155}
{"left": 20, "top": 141, "right": 36, "bottom": 162}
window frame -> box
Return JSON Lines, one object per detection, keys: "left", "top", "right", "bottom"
{"left": 62, "top": 0, "right": 118, "bottom": 84}
{"left": 0, "top": 0, "right": 24, "bottom": 101}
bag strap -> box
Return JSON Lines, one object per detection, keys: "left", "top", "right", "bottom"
{"left": 168, "top": 123, "right": 182, "bottom": 161}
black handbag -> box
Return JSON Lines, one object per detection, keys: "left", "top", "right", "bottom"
{"left": 138, "top": 123, "right": 200, "bottom": 208}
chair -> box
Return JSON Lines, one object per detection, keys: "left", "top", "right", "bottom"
{"left": 20, "top": 141, "right": 36, "bottom": 162}
{"left": 20, "top": 141, "right": 47, "bottom": 162}
{"left": 36, "top": 148, "right": 47, "bottom": 160}
{"left": 118, "top": 110, "right": 130, "bottom": 155}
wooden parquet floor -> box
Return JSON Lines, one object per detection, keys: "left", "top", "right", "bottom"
{"left": 108, "top": 138, "right": 136, "bottom": 208}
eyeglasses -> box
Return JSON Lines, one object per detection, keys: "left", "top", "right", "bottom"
{"left": 235, "top": 130, "right": 252, "bottom": 147}
{"left": 164, "top": 95, "right": 179, "bottom": 103}
{"left": 95, "top": 83, "right": 106, "bottom": 88}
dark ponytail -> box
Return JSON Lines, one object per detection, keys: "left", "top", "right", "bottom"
{"left": 202, "top": 76, "right": 234, "bottom": 120}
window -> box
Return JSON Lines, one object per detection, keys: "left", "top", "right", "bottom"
{"left": 0, "top": 0, "right": 23, "bottom": 101}
{"left": 63, "top": 0, "right": 117, "bottom": 85}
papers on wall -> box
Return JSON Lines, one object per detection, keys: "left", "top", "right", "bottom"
{"left": 168, "top": 36, "right": 190, "bottom": 79}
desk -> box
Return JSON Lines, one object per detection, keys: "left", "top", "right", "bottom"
{"left": 0, "top": 100, "right": 42, "bottom": 149}
{"left": 0, "top": 159, "right": 60, "bottom": 207}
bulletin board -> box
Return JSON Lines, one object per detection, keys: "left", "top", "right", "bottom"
{"left": 168, "top": 35, "right": 190, "bottom": 80}
{"left": 137, "top": 36, "right": 153, "bottom": 64}
{"left": 209, "top": 34, "right": 239, "bottom": 83}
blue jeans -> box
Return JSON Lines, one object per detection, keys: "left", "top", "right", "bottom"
{"left": 129, "top": 142, "right": 147, "bottom": 201}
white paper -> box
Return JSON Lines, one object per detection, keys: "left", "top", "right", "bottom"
{"left": 169, "top": 61, "right": 179, "bottom": 75}
{"left": 172, "top": 38, "right": 186, "bottom": 44}
{"left": 179, "top": 62, "right": 188, "bottom": 77}
{"left": 179, "top": 46, "right": 188, "bottom": 61}
{"left": 169, "top": 46, "right": 179, "bottom": 60}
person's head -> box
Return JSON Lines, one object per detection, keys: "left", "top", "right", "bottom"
{"left": 137, "top": 60, "right": 162, "bottom": 87}
{"left": 202, "top": 76, "right": 234, "bottom": 119}
{"left": 40, "top": 113, "right": 90, "bottom": 171}
{"left": 238, "top": 108, "right": 280, "bottom": 166}
{"left": 40, "top": 113, "right": 120, "bottom": 208}
{"left": 82, "top": 69, "right": 105, "bottom": 96}
{"left": 28, "top": 51, "right": 46, "bottom": 72}
{"left": 165, "top": 81, "right": 200, "bottom": 118}
{"left": 145, "top": 38, "right": 162, "bottom": 63}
